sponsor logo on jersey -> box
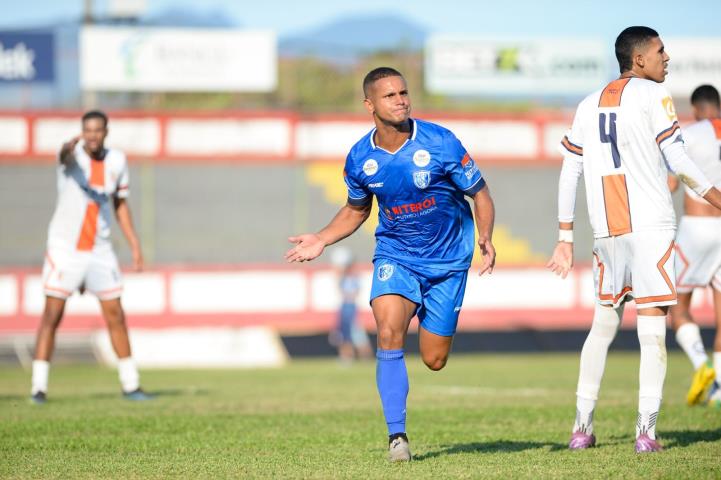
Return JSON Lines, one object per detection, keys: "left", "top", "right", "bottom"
{"left": 377, "top": 263, "right": 394, "bottom": 281}
{"left": 363, "top": 159, "right": 378, "bottom": 176}
{"left": 385, "top": 196, "right": 437, "bottom": 220}
{"left": 412, "top": 149, "right": 431, "bottom": 167}
{"left": 662, "top": 96, "right": 677, "bottom": 121}
{"left": 368, "top": 182, "right": 384, "bottom": 188}
{"left": 413, "top": 170, "right": 431, "bottom": 189}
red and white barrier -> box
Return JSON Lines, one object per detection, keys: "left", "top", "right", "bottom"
{"left": 1, "top": 265, "right": 715, "bottom": 334}
{"left": 0, "top": 111, "right": 578, "bottom": 164}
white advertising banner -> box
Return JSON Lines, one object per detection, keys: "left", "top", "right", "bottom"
{"left": 80, "top": 26, "right": 277, "bottom": 92}
{"left": 663, "top": 38, "right": 721, "bottom": 97}
{"left": 425, "top": 35, "right": 609, "bottom": 95}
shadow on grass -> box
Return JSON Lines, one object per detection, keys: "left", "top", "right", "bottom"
{"left": 662, "top": 427, "right": 721, "bottom": 448}
{"left": 0, "top": 394, "right": 30, "bottom": 401}
{"left": 415, "top": 440, "right": 565, "bottom": 460}
{"left": 83, "top": 388, "right": 210, "bottom": 400}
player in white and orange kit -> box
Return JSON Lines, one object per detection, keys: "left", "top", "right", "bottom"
{"left": 31, "top": 111, "right": 151, "bottom": 403}
{"left": 547, "top": 27, "right": 721, "bottom": 452}
{"left": 667, "top": 85, "right": 721, "bottom": 408}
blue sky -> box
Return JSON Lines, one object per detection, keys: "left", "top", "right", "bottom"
{"left": 2, "top": 0, "right": 720, "bottom": 40}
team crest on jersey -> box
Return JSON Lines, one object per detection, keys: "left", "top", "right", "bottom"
{"left": 662, "top": 96, "right": 677, "bottom": 121}
{"left": 363, "top": 159, "right": 378, "bottom": 176}
{"left": 412, "top": 149, "right": 431, "bottom": 167}
{"left": 377, "top": 263, "right": 394, "bottom": 282}
{"left": 412, "top": 170, "right": 431, "bottom": 189}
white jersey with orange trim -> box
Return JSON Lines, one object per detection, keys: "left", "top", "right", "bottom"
{"left": 560, "top": 77, "right": 682, "bottom": 238}
{"left": 682, "top": 118, "right": 721, "bottom": 203}
{"left": 46, "top": 143, "right": 129, "bottom": 251}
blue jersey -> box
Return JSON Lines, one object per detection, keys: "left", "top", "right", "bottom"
{"left": 344, "top": 118, "right": 486, "bottom": 272}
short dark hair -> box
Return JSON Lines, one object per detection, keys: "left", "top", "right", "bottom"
{"left": 691, "top": 84, "right": 720, "bottom": 108}
{"left": 82, "top": 110, "right": 108, "bottom": 128}
{"left": 363, "top": 67, "right": 403, "bottom": 97}
{"left": 615, "top": 26, "right": 659, "bottom": 73}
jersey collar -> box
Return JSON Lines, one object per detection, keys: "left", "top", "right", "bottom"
{"left": 369, "top": 118, "right": 416, "bottom": 154}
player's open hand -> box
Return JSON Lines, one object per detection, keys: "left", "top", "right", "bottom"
{"left": 59, "top": 135, "right": 81, "bottom": 163}
{"left": 61, "top": 135, "right": 81, "bottom": 155}
{"left": 285, "top": 234, "right": 325, "bottom": 263}
{"left": 477, "top": 236, "right": 496, "bottom": 276}
{"left": 546, "top": 242, "right": 574, "bottom": 278}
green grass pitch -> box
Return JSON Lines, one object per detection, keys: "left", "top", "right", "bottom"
{"left": 1, "top": 352, "right": 720, "bottom": 479}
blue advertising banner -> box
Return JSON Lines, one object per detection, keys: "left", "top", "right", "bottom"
{"left": 0, "top": 32, "right": 54, "bottom": 82}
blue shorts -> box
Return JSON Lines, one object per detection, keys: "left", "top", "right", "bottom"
{"left": 370, "top": 259, "right": 468, "bottom": 337}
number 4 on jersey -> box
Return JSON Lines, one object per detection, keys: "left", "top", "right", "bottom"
{"left": 599, "top": 113, "right": 621, "bottom": 168}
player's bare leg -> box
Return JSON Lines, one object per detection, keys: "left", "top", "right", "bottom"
{"left": 31, "top": 296, "right": 67, "bottom": 402}
{"left": 99, "top": 298, "right": 131, "bottom": 358}
{"left": 419, "top": 327, "right": 453, "bottom": 371}
{"left": 709, "top": 287, "right": 721, "bottom": 408}
{"left": 372, "top": 294, "right": 415, "bottom": 350}
{"left": 570, "top": 303, "right": 623, "bottom": 449}
{"left": 371, "top": 294, "right": 415, "bottom": 462}
{"left": 671, "top": 292, "right": 714, "bottom": 405}
{"left": 99, "top": 298, "right": 148, "bottom": 399}
{"left": 635, "top": 306, "right": 668, "bottom": 453}
{"left": 34, "top": 296, "right": 67, "bottom": 361}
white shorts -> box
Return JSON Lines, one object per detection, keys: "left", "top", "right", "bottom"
{"left": 674, "top": 216, "right": 721, "bottom": 293}
{"left": 42, "top": 246, "right": 123, "bottom": 300}
{"left": 592, "top": 230, "right": 677, "bottom": 309}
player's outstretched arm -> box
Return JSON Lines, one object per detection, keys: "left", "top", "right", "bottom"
{"left": 702, "top": 187, "right": 721, "bottom": 212}
{"left": 285, "top": 202, "right": 372, "bottom": 263}
{"left": 114, "top": 197, "right": 144, "bottom": 271}
{"left": 546, "top": 222, "right": 574, "bottom": 279}
{"left": 472, "top": 185, "right": 496, "bottom": 276}
{"left": 59, "top": 135, "right": 81, "bottom": 165}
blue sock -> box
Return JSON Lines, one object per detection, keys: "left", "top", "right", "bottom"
{"left": 376, "top": 348, "right": 409, "bottom": 435}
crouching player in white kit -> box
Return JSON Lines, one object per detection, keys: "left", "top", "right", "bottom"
{"left": 668, "top": 85, "right": 721, "bottom": 408}
{"left": 31, "top": 111, "right": 151, "bottom": 403}
{"left": 547, "top": 27, "right": 721, "bottom": 452}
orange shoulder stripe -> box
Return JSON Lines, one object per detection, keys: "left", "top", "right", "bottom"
{"left": 599, "top": 78, "right": 631, "bottom": 108}
{"left": 711, "top": 118, "right": 721, "bottom": 140}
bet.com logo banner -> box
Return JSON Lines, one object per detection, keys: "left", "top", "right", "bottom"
{"left": 0, "top": 32, "right": 54, "bottom": 82}
{"left": 425, "top": 35, "right": 609, "bottom": 96}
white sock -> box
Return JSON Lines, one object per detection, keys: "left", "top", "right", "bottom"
{"left": 675, "top": 323, "right": 708, "bottom": 370}
{"left": 637, "top": 315, "right": 667, "bottom": 440}
{"left": 574, "top": 304, "right": 622, "bottom": 434}
{"left": 714, "top": 352, "right": 721, "bottom": 384}
{"left": 117, "top": 357, "right": 140, "bottom": 393}
{"left": 31, "top": 360, "right": 50, "bottom": 395}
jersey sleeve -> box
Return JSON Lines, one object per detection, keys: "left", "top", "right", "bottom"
{"left": 442, "top": 132, "right": 486, "bottom": 196}
{"left": 343, "top": 152, "right": 371, "bottom": 206}
{"left": 115, "top": 154, "right": 130, "bottom": 199}
{"left": 650, "top": 85, "right": 682, "bottom": 150}
{"left": 558, "top": 103, "right": 584, "bottom": 158}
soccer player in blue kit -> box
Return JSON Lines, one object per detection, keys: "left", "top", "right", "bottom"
{"left": 285, "top": 67, "right": 496, "bottom": 462}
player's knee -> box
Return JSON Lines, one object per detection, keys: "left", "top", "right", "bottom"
{"left": 103, "top": 304, "right": 126, "bottom": 327}
{"left": 423, "top": 354, "right": 448, "bottom": 371}
{"left": 376, "top": 326, "right": 403, "bottom": 350}
{"left": 40, "top": 305, "right": 63, "bottom": 329}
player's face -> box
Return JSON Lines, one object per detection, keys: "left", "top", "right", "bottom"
{"left": 639, "top": 36, "right": 669, "bottom": 83}
{"left": 364, "top": 76, "right": 411, "bottom": 126}
{"left": 82, "top": 118, "right": 108, "bottom": 155}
